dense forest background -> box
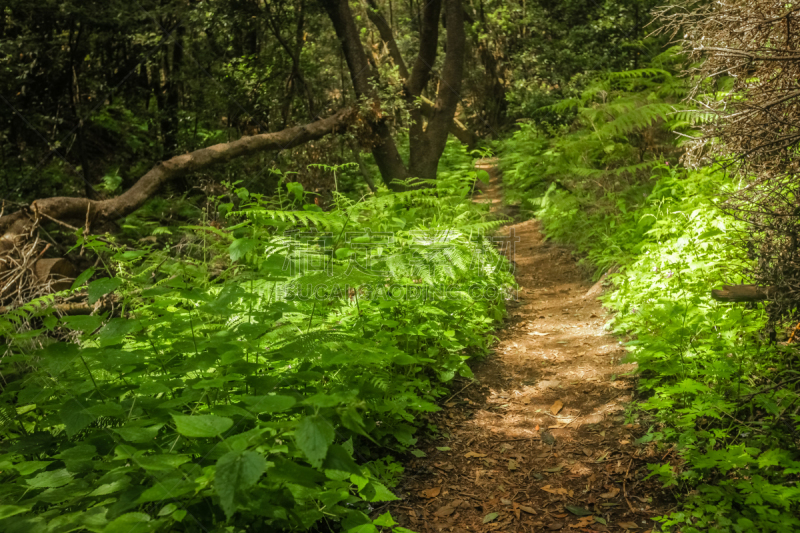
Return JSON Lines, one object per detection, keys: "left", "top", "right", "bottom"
{"left": 1, "top": 0, "right": 659, "bottom": 202}
{"left": 1, "top": 0, "right": 800, "bottom": 532}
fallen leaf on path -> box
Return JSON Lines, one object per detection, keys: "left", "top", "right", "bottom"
{"left": 582, "top": 448, "right": 593, "bottom": 457}
{"left": 543, "top": 466, "right": 563, "bottom": 473}
{"left": 541, "top": 485, "right": 568, "bottom": 495}
{"left": 547, "top": 522, "right": 564, "bottom": 530}
{"left": 444, "top": 401, "right": 457, "bottom": 407}
{"left": 433, "top": 504, "right": 456, "bottom": 517}
{"left": 565, "top": 505, "right": 592, "bottom": 516}
{"left": 508, "top": 459, "right": 519, "bottom": 471}
{"left": 420, "top": 486, "right": 441, "bottom": 498}
{"left": 600, "top": 488, "right": 620, "bottom": 498}
{"left": 519, "top": 505, "right": 537, "bottom": 515}
{"left": 483, "top": 512, "right": 499, "bottom": 524}
{"left": 550, "top": 400, "right": 564, "bottom": 415}
{"left": 411, "top": 449, "right": 426, "bottom": 457}
{"left": 436, "top": 446, "right": 451, "bottom": 451}
{"left": 618, "top": 522, "right": 640, "bottom": 529}
{"left": 464, "top": 451, "right": 487, "bottom": 458}
{"left": 529, "top": 332, "right": 549, "bottom": 336}
{"left": 575, "top": 516, "right": 595, "bottom": 528}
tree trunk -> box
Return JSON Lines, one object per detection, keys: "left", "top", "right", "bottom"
{"left": 711, "top": 284, "right": 776, "bottom": 302}
{"left": 363, "top": 0, "right": 475, "bottom": 147}
{"left": 408, "top": 0, "right": 466, "bottom": 181}
{"left": 320, "top": 0, "right": 409, "bottom": 189}
{"left": 323, "top": 0, "right": 468, "bottom": 185}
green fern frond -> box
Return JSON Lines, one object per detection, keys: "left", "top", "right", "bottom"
{"left": 599, "top": 103, "right": 674, "bottom": 137}
{"left": 607, "top": 68, "right": 672, "bottom": 80}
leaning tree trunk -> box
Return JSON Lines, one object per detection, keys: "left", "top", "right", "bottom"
{"left": 0, "top": 109, "right": 355, "bottom": 247}
{"left": 322, "top": 0, "right": 467, "bottom": 186}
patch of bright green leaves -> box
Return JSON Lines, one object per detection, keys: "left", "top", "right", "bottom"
{"left": 0, "top": 162, "right": 512, "bottom": 532}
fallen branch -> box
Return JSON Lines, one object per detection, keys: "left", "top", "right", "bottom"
{"left": 710, "top": 284, "right": 777, "bottom": 302}
{"left": 0, "top": 108, "right": 355, "bottom": 246}
{"left": 0, "top": 302, "right": 107, "bottom": 315}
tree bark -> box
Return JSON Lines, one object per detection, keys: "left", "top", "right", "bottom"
{"left": 363, "top": 0, "right": 476, "bottom": 148}
{"left": 408, "top": 0, "right": 466, "bottom": 181}
{"left": 363, "top": 0, "right": 409, "bottom": 80}
{"left": 0, "top": 109, "right": 355, "bottom": 245}
{"left": 364, "top": 0, "right": 475, "bottom": 147}
{"left": 711, "top": 284, "right": 777, "bottom": 302}
{"left": 320, "top": 0, "right": 409, "bottom": 189}
{"left": 323, "top": 0, "right": 468, "bottom": 185}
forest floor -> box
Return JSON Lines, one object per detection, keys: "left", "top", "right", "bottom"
{"left": 386, "top": 166, "right": 676, "bottom": 532}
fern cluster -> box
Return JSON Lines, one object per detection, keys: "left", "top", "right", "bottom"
{"left": 0, "top": 144, "right": 514, "bottom": 532}
{"left": 500, "top": 47, "right": 696, "bottom": 213}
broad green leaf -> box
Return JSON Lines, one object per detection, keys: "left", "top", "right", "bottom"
{"left": 137, "top": 474, "right": 196, "bottom": 503}
{"left": 373, "top": 512, "right": 397, "bottom": 527}
{"left": 90, "top": 477, "right": 131, "bottom": 496}
{"left": 98, "top": 318, "right": 140, "bottom": 346}
{"left": 112, "top": 425, "right": 163, "bottom": 443}
{"left": 360, "top": 480, "right": 399, "bottom": 502}
{"left": 85, "top": 402, "right": 124, "bottom": 417}
{"left": 88, "top": 277, "right": 123, "bottom": 304}
{"left": 60, "top": 398, "right": 94, "bottom": 438}
{"left": 13, "top": 461, "right": 52, "bottom": 475}
{"left": 267, "top": 457, "right": 327, "bottom": 487}
{"left": 103, "top": 512, "right": 153, "bottom": 533}
{"left": 341, "top": 510, "right": 378, "bottom": 533}
{"left": 61, "top": 315, "right": 104, "bottom": 333}
{"left": 229, "top": 238, "right": 258, "bottom": 261}
{"left": 241, "top": 394, "right": 296, "bottom": 413}
{"left": 295, "top": 415, "right": 335, "bottom": 468}
{"left": 483, "top": 512, "right": 499, "bottom": 523}
{"left": 322, "top": 444, "right": 361, "bottom": 476}
{"left": 215, "top": 450, "right": 267, "bottom": 519}
{"left": 172, "top": 414, "right": 233, "bottom": 438}
{"left": 70, "top": 267, "right": 95, "bottom": 290}
{"left": 133, "top": 454, "right": 191, "bottom": 471}
{"left": 26, "top": 468, "right": 73, "bottom": 488}
{"left": 0, "top": 505, "right": 31, "bottom": 520}
{"left": 157, "top": 504, "right": 178, "bottom": 517}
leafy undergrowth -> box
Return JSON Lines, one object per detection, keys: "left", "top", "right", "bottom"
{"left": 0, "top": 149, "right": 514, "bottom": 532}
{"left": 500, "top": 64, "right": 800, "bottom": 532}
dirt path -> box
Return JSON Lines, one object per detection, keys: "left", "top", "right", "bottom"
{"left": 386, "top": 167, "right": 673, "bottom": 532}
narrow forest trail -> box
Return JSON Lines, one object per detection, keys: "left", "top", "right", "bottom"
{"left": 386, "top": 165, "right": 674, "bottom": 532}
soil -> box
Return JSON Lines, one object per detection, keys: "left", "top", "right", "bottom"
{"left": 383, "top": 166, "right": 676, "bottom": 532}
